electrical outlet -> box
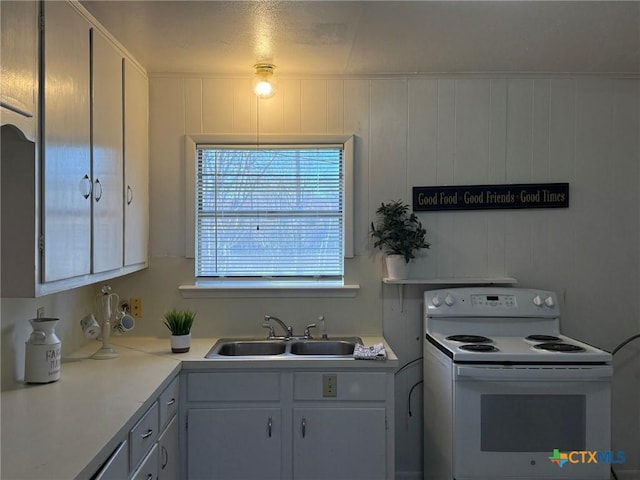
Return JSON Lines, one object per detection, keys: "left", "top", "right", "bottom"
{"left": 130, "top": 297, "right": 143, "bottom": 318}
{"left": 322, "top": 374, "right": 337, "bottom": 397}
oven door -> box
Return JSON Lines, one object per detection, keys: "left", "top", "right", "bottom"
{"left": 453, "top": 364, "right": 612, "bottom": 480}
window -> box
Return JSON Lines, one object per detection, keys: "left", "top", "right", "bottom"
{"left": 190, "top": 136, "right": 353, "bottom": 285}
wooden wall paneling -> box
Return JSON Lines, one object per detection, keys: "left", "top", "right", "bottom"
{"left": 434, "top": 80, "right": 455, "bottom": 277}
{"left": 232, "top": 78, "right": 253, "bottom": 134}
{"left": 149, "top": 77, "right": 185, "bottom": 257}
{"left": 257, "top": 94, "right": 284, "bottom": 134}
{"left": 454, "top": 79, "right": 491, "bottom": 183}
{"left": 202, "top": 78, "right": 234, "bottom": 133}
{"left": 184, "top": 79, "right": 202, "bottom": 134}
{"left": 281, "top": 79, "right": 301, "bottom": 134}
{"left": 546, "top": 79, "right": 576, "bottom": 289}
{"left": 369, "top": 79, "right": 408, "bottom": 206}
{"left": 488, "top": 79, "right": 508, "bottom": 183}
{"left": 487, "top": 80, "right": 508, "bottom": 278}
{"left": 407, "top": 78, "right": 438, "bottom": 276}
{"left": 327, "top": 79, "right": 344, "bottom": 134}
{"left": 344, "top": 79, "right": 371, "bottom": 255}
{"left": 301, "top": 79, "right": 328, "bottom": 133}
{"left": 532, "top": 79, "right": 551, "bottom": 181}
{"left": 506, "top": 79, "right": 534, "bottom": 182}
{"left": 609, "top": 80, "right": 639, "bottom": 302}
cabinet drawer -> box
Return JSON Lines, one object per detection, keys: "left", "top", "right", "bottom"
{"left": 159, "top": 375, "right": 179, "bottom": 429}
{"left": 130, "top": 443, "right": 158, "bottom": 480}
{"left": 94, "top": 440, "right": 128, "bottom": 480}
{"left": 129, "top": 401, "right": 159, "bottom": 471}
{"left": 188, "top": 372, "right": 280, "bottom": 402}
{"left": 294, "top": 372, "right": 387, "bottom": 401}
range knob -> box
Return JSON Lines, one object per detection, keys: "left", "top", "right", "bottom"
{"left": 533, "top": 295, "right": 544, "bottom": 307}
{"left": 444, "top": 294, "right": 455, "bottom": 306}
{"left": 431, "top": 295, "right": 442, "bottom": 307}
{"left": 544, "top": 296, "right": 555, "bottom": 307}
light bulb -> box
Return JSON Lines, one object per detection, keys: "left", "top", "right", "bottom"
{"left": 253, "top": 63, "right": 276, "bottom": 99}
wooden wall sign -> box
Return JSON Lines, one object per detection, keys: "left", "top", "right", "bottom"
{"left": 413, "top": 183, "right": 569, "bottom": 211}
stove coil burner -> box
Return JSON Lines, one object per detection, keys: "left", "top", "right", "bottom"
{"left": 526, "top": 335, "right": 561, "bottom": 342}
{"left": 459, "top": 344, "right": 499, "bottom": 352}
{"left": 446, "top": 335, "right": 492, "bottom": 343}
{"left": 534, "top": 342, "right": 586, "bottom": 353}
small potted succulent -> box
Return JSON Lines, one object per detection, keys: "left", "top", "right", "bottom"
{"left": 370, "top": 199, "right": 430, "bottom": 279}
{"left": 163, "top": 308, "right": 196, "bottom": 353}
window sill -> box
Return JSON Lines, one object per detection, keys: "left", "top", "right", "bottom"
{"left": 178, "top": 281, "right": 360, "bottom": 298}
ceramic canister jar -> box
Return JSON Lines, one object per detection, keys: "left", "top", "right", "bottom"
{"left": 24, "top": 317, "right": 61, "bottom": 383}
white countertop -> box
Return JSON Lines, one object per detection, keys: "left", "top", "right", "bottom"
{"left": 1, "top": 335, "right": 397, "bottom": 480}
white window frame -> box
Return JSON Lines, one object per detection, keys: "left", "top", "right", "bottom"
{"left": 181, "top": 134, "right": 357, "bottom": 298}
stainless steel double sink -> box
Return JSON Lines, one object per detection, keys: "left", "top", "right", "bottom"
{"left": 205, "top": 337, "right": 362, "bottom": 358}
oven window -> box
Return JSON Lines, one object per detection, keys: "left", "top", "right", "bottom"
{"left": 481, "top": 395, "right": 586, "bottom": 452}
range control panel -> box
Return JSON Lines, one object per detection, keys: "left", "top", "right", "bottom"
{"left": 426, "top": 287, "right": 560, "bottom": 318}
{"left": 470, "top": 293, "right": 516, "bottom": 308}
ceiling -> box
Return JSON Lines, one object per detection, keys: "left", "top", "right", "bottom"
{"left": 79, "top": 1, "right": 640, "bottom": 76}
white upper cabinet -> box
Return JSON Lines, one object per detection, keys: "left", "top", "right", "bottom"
{"left": 92, "top": 28, "right": 124, "bottom": 274}
{"left": 41, "top": 0, "right": 92, "bottom": 282}
{"left": 1, "top": 0, "right": 149, "bottom": 297}
{"left": 123, "top": 58, "right": 149, "bottom": 267}
{"left": 0, "top": 0, "right": 38, "bottom": 140}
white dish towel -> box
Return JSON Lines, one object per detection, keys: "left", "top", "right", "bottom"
{"left": 354, "top": 342, "right": 387, "bottom": 360}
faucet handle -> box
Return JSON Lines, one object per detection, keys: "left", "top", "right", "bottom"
{"left": 304, "top": 323, "right": 317, "bottom": 339}
{"left": 262, "top": 319, "right": 276, "bottom": 338}
{"left": 319, "top": 315, "right": 328, "bottom": 339}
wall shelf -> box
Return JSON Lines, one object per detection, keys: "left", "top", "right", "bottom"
{"left": 383, "top": 277, "right": 518, "bottom": 311}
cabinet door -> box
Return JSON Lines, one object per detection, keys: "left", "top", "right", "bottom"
{"left": 293, "top": 408, "right": 386, "bottom": 480}
{"left": 0, "top": 0, "right": 38, "bottom": 139}
{"left": 123, "top": 58, "right": 149, "bottom": 267}
{"left": 187, "top": 408, "right": 282, "bottom": 480}
{"left": 91, "top": 28, "right": 123, "bottom": 273}
{"left": 42, "top": 0, "right": 91, "bottom": 281}
{"left": 158, "top": 415, "right": 179, "bottom": 480}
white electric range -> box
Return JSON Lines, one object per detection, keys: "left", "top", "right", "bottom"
{"left": 423, "top": 287, "right": 613, "bottom": 480}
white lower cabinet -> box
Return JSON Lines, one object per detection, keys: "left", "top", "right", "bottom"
{"left": 92, "top": 375, "right": 179, "bottom": 480}
{"left": 184, "top": 369, "right": 394, "bottom": 480}
{"left": 187, "top": 408, "right": 282, "bottom": 480}
{"left": 158, "top": 415, "right": 179, "bottom": 480}
{"left": 292, "top": 407, "right": 386, "bottom": 480}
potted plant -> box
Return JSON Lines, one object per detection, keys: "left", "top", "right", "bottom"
{"left": 370, "top": 199, "right": 430, "bottom": 279}
{"left": 163, "top": 308, "right": 196, "bottom": 353}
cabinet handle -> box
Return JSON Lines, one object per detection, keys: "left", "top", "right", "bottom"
{"left": 80, "top": 174, "right": 92, "bottom": 199}
{"left": 301, "top": 418, "right": 306, "bottom": 438}
{"left": 141, "top": 428, "right": 153, "bottom": 439}
{"left": 167, "top": 398, "right": 176, "bottom": 406}
{"left": 267, "top": 417, "right": 272, "bottom": 438}
{"left": 126, "top": 185, "right": 133, "bottom": 205}
{"left": 161, "top": 445, "right": 168, "bottom": 469}
{"left": 94, "top": 179, "right": 103, "bottom": 202}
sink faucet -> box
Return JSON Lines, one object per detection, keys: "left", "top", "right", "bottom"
{"left": 263, "top": 315, "right": 293, "bottom": 339}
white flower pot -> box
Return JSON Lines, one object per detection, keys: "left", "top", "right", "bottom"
{"left": 170, "top": 333, "right": 191, "bottom": 353}
{"left": 385, "top": 254, "right": 409, "bottom": 279}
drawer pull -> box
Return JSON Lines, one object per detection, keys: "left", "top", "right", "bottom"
{"left": 301, "top": 418, "right": 306, "bottom": 438}
{"left": 267, "top": 417, "right": 272, "bottom": 438}
{"left": 167, "top": 398, "right": 176, "bottom": 406}
{"left": 146, "top": 474, "right": 153, "bottom": 480}
{"left": 141, "top": 428, "right": 153, "bottom": 439}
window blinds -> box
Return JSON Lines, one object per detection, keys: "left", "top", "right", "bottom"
{"left": 196, "top": 145, "right": 344, "bottom": 279}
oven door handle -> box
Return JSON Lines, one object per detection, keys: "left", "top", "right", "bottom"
{"left": 455, "top": 365, "right": 613, "bottom": 381}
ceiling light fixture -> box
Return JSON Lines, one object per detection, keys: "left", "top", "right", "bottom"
{"left": 253, "top": 63, "right": 276, "bottom": 99}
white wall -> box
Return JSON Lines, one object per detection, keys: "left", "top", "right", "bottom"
{"left": 112, "top": 74, "right": 639, "bottom": 477}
